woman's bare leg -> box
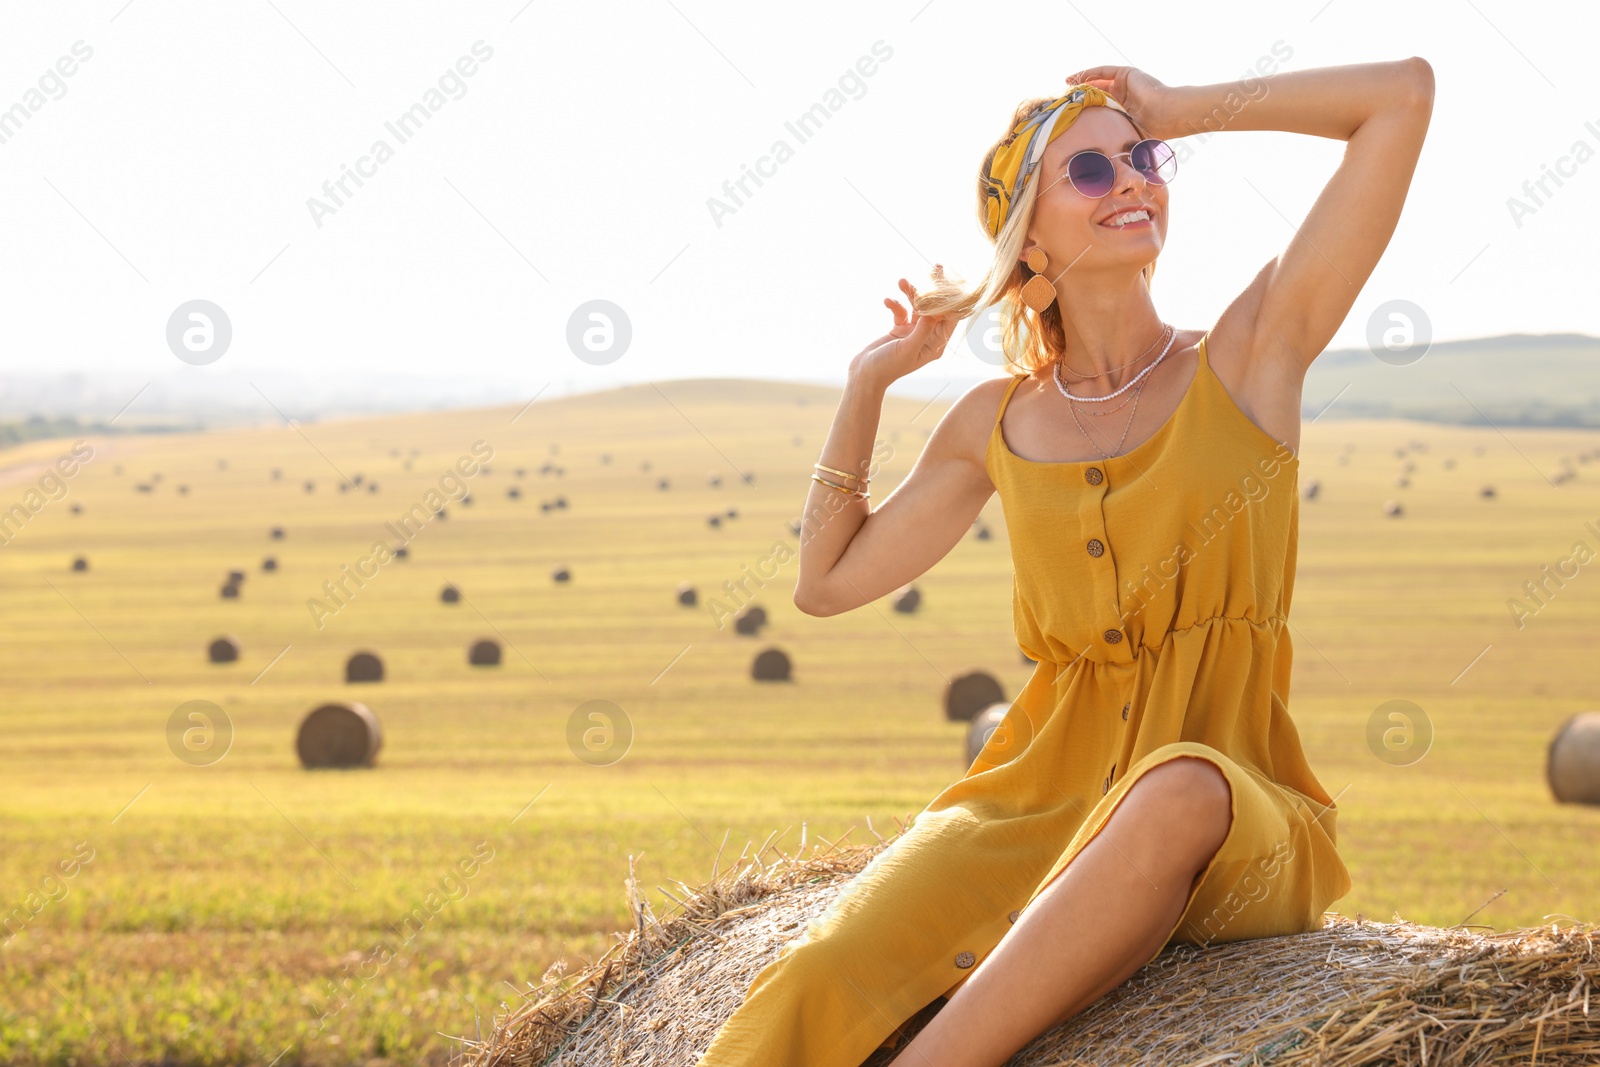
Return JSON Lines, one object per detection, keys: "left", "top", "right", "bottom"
{"left": 888, "top": 757, "right": 1233, "bottom": 1067}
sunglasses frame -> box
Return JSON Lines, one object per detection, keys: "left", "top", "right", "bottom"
{"left": 1048, "top": 138, "right": 1178, "bottom": 199}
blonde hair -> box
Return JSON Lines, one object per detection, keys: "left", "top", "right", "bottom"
{"left": 915, "top": 95, "right": 1158, "bottom": 376}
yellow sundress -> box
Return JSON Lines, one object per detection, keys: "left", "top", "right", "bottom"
{"left": 695, "top": 333, "right": 1353, "bottom": 1066}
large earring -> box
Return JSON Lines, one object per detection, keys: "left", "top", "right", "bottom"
{"left": 1019, "top": 246, "right": 1056, "bottom": 313}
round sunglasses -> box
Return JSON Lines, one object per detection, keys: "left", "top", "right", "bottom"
{"left": 1049, "top": 138, "right": 1178, "bottom": 199}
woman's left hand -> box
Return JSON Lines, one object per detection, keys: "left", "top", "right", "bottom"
{"left": 1067, "top": 65, "right": 1186, "bottom": 142}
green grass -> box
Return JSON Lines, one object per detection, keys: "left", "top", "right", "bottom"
{"left": 2, "top": 379, "right": 1600, "bottom": 1066}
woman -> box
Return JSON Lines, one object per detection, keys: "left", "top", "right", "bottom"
{"left": 695, "top": 58, "right": 1434, "bottom": 1067}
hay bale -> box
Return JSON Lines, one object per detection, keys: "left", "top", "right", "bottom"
{"left": 457, "top": 834, "right": 1600, "bottom": 1067}
{"left": 707, "top": 473, "right": 722, "bottom": 488}
{"left": 733, "top": 605, "right": 767, "bottom": 636}
{"left": 975, "top": 525, "right": 992, "bottom": 541}
{"left": 965, "top": 701, "right": 1012, "bottom": 767}
{"left": 295, "top": 702, "right": 382, "bottom": 769}
{"left": 71, "top": 556, "right": 88, "bottom": 572}
{"left": 70, "top": 503, "right": 82, "bottom": 514}
{"left": 658, "top": 478, "right": 670, "bottom": 490}
{"left": 440, "top": 584, "right": 461, "bottom": 604}
{"left": 1395, "top": 476, "right": 1410, "bottom": 488}
{"left": 1383, "top": 500, "right": 1404, "bottom": 517}
{"left": 751, "top": 646, "right": 791, "bottom": 681}
{"left": 220, "top": 580, "right": 240, "bottom": 599}
{"left": 270, "top": 526, "right": 285, "bottom": 540}
{"left": 554, "top": 496, "right": 567, "bottom": 509}
{"left": 1481, "top": 484, "right": 1496, "bottom": 497}
{"left": 271, "top": 468, "right": 282, "bottom": 480}
{"left": 676, "top": 582, "right": 698, "bottom": 607}
{"left": 469, "top": 638, "right": 502, "bottom": 667}
{"left": 552, "top": 566, "right": 571, "bottom": 583}
{"left": 304, "top": 481, "right": 315, "bottom": 493}
{"left": 227, "top": 569, "right": 246, "bottom": 583}
{"left": 208, "top": 635, "right": 240, "bottom": 664}
{"left": 1548, "top": 711, "right": 1600, "bottom": 805}
{"left": 892, "top": 585, "right": 921, "bottom": 614}
{"left": 945, "top": 670, "right": 1005, "bottom": 722}
{"left": 178, "top": 484, "right": 190, "bottom": 495}
{"left": 262, "top": 556, "right": 278, "bottom": 572}
{"left": 708, "top": 515, "right": 722, "bottom": 529}
{"left": 345, "top": 651, "right": 384, "bottom": 684}
{"left": 1302, "top": 478, "right": 1320, "bottom": 500}
{"left": 437, "top": 508, "right": 449, "bottom": 520}
{"left": 461, "top": 493, "right": 472, "bottom": 506}
{"left": 393, "top": 545, "right": 409, "bottom": 560}
{"left": 725, "top": 507, "right": 738, "bottom": 519}
{"left": 508, "top": 487, "right": 521, "bottom": 500}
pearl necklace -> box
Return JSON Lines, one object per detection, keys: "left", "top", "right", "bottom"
{"left": 1052, "top": 324, "right": 1176, "bottom": 403}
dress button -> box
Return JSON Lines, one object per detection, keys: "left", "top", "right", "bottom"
{"left": 1103, "top": 628, "right": 1122, "bottom": 643}
{"left": 1007, "top": 909, "right": 1021, "bottom": 924}
{"left": 954, "top": 951, "right": 976, "bottom": 969}
{"left": 1085, "top": 466, "right": 1103, "bottom": 485}
{"left": 1087, "top": 538, "right": 1104, "bottom": 557}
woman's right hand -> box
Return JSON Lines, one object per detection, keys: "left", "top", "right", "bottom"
{"left": 848, "top": 275, "right": 960, "bottom": 389}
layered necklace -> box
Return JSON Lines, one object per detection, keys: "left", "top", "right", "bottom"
{"left": 1051, "top": 323, "right": 1176, "bottom": 459}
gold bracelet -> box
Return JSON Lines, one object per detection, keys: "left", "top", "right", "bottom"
{"left": 811, "top": 472, "right": 869, "bottom": 499}
{"left": 814, "top": 461, "right": 868, "bottom": 485}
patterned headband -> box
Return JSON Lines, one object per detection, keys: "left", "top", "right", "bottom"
{"left": 980, "top": 84, "right": 1133, "bottom": 240}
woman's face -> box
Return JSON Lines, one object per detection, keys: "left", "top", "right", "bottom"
{"left": 1025, "top": 106, "right": 1168, "bottom": 277}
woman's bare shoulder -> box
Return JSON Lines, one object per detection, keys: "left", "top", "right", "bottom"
{"left": 920, "top": 373, "right": 1029, "bottom": 468}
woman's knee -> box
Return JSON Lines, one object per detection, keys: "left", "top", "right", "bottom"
{"left": 1113, "top": 757, "right": 1233, "bottom": 861}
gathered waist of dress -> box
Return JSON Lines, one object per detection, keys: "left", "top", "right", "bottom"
{"left": 1022, "top": 611, "right": 1287, "bottom": 665}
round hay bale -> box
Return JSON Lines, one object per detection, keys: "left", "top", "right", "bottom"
{"left": 541, "top": 502, "right": 553, "bottom": 513}
{"left": 262, "top": 556, "right": 278, "bottom": 572}
{"left": 707, "top": 473, "right": 722, "bottom": 488}
{"left": 440, "top": 584, "right": 461, "bottom": 604}
{"left": 945, "top": 670, "right": 1006, "bottom": 722}
{"left": 975, "top": 525, "right": 993, "bottom": 541}
{"left": 437, "top": 508, "right": 449, "bottom": 520}
{"left": 457, "top": 836, "right": 1600, "bottom": 1067}
{"left": 1481, "top": 484, "right": 1496, "bottom": 498}
{"left": 708, "top": 515, "right": 722, "bottom": 529}
{"left": 295, "top": 702, "right": 382, "bottom": 769}
{"left": 725, "top": 507, "right": 738, "bottom": 519}
{"left": 393, "top": 545, "right": 409, "bottom": 560}
{"left": 752, "top": 646, "right": 791, "bottom": 681}
{"left": 1383, "top": 500, "right": 1403, "bottom": 517}
{"left": 1302, "top": 479, "right": 1320, "bottom": 500}
{"left": 178, "top": 484, "right": 190, "bottom": 495}
{"left": 461, "top": 493, "right": 473, "bottom": 506}
{"left": 1548, "top": 712, "right": 1600, "bottom": 805}
{"left": 676, "top": 582, "right": 698, "bottom": 607}
{"left": 554, "top": 496, "right": 567, "bottom": 509}
{"left": 70, "top": 503, "right": 82, "bottom": 514}
{"left": 552, "top": 566, "right": 571, "bottom": 583}
{"left": 220, "top": 580, "right": 240, "bottom": 599}
{"left": 787, "top": 518, "right": 802, "bottom": 536}
{"left": 658, "top": 478, "right": 670, "bottom": 490}
{"left": 1444, "top": 457, "right": 1456, "bottom": 469}
{"left": 227, "top": 569, "right": 246, "bottom": 584}
{"left": 468, "top": 638, "right": 502, "bottom": 667}
{"left": 892, "top": 585, "right": 921, "bottom": 614}
{"left": 71, "top": 556, "right": 88, "bottom": 572}
{"left": 352, "top": 473, "right": 364, "bottom": 487}
{"left": 208, "top": 635, "right": 240, "bottom": 663}
{"left": 271, "top": 468, "right": 282, "bottom": 480}
{"left": 270, "top": 526, "right": 285, "bottom": 540}
{"left": 1394, "top": 476, "right": 1409, "bottom": 488}
{"left": 508, "top": 487, "right": 521, "bottom": 500}
{"left": 733, "top": 605, "right": 767, "bottom": 636}
{"left": 345, "top": 651, "right": 384, "bottom": 684}
{"left": 304, "top": 481, "right": 315, "bottom": 493}
{"left": 966, "top": 701, "right": 1012, "bottom": 767}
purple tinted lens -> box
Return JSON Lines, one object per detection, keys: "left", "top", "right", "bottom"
{"left": 1067, "top": 152, "right": 1116, "bottom": 198}
{"left": 1132, "top": 139, "right": 1176, "bottom": 185}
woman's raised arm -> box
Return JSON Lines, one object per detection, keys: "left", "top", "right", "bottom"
{"left": 1075, "top": 58, "right": 1436, "bottom": 373}
{"left": 793, "top": 279, "right": 999, "bottom": 617}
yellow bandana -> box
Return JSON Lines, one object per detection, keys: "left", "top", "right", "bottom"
{"left": 981, "top": 85, "right": 1133, "bottom": 240}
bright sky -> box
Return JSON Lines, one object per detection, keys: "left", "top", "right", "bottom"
{"left": 0, "top": 0, "right": 1595, "bottom": 401}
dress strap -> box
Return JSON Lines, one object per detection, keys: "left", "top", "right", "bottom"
{"left": 992, "top": 373, "right": 1028, "bottom": 437}
{"left": 1198, "top": 331, "right": 1210, "bottom": 368}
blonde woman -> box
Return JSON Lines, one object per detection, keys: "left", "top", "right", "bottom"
{"left": 696, "top": 57, "right": 1434, "bottom": 1067}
